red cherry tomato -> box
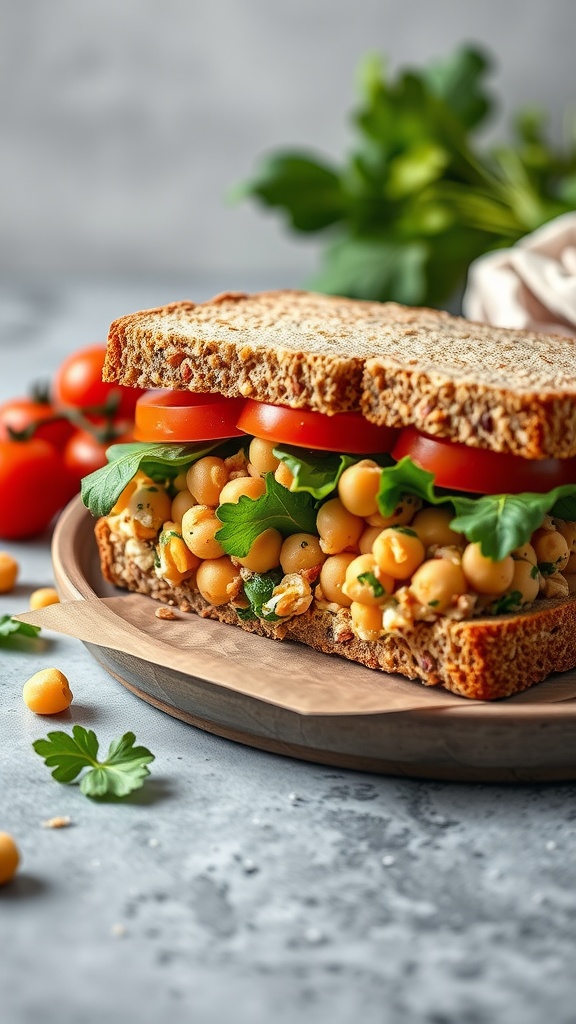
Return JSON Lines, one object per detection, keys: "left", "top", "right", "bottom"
{"left": 64, "top": 426, "right": 134, "bottom": 487}
{"left": 0, "top": 439, "right": 70, "bottom": 539}
{"left": 52, "top": 345, "right": 145, "bottom": 419}
{"left": 0, "top": 397, "right": 75, "bottom": 450}
{"left": 391, "top": 427, "right": 576, "bottom": 495}
{"left": 236, "top": 399, "right": 399, "bottom": 454}
{"left": 134, "top": 390, "right": 245, "bottom": 443}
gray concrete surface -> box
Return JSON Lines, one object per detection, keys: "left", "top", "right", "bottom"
{"left": 2, "top": 0, "right": 575, "bottom": 278}
{"left": 1, "top": 280, "right": 576, "bottom": 1024}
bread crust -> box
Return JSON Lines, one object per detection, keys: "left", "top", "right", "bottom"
{"left": 95, "top": 519, "right": 576, "bottom": 701}
{"left": 103, "top": 290, "right": 576, "bottom": 459}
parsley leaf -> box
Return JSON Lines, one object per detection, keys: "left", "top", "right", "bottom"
{"left": 357, "top": 571, "right": 385, "bottom": 598}
{"left": 216, "top": 474, "right": 317, "bottom": 557}
{"left": 81, "top": 441, "right": 222, "bottom": 518}
{"left": 0, "top": 615, "right": 41, "bottom": 641}
{"left": 32, "top": 725, "right": 154, "bottom": 799}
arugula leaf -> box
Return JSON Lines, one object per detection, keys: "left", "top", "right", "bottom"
{"left": 237, "top": 570, "right": 284, "bottom": 623}
{"left": 216, "top": 474, "right": 317, "bottom": 557}
{"left": 377, "top": 456, "right": 439, "bottom": 514}
{"left": 81, "top": 441, "right": 220, "bottom": 518}
{"left": 448, "top": 490, "right": 576, "bottom": 561}
{"left": 377, "top": 457, "right": 576, "bottom": 560}
{"left": 274, "top": 446, "right": 358, "bottom": 500}
{"left": 32, "top": 725, "right": 154, "bottom": 799}
{"left": 0, "top": 615, "right": 41, "bottom": 641}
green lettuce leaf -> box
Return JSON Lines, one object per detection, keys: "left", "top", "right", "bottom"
{"left": 216, "top": 474, "right": 317, "bottom": 557}
{"left": 81, "top": 441, "right": 222, "bottom": 518}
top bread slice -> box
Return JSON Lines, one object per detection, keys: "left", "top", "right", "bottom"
{"left": 103, "top": 289, "right": 576, "bottom": 460}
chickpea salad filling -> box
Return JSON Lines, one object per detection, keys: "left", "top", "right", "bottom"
{"left": 81, "top": 433, "right": 576, "bottom": 641}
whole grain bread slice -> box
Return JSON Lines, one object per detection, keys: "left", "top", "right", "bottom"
{"left": 104, "top": 289, "right": 576, "bottom": 459}
{"left": 96, "top": 518, "right": 576, "bottom": 701}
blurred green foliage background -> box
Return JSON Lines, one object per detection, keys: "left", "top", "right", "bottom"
{"left": 237, "top": 46, "right": 576, "bottom": 307}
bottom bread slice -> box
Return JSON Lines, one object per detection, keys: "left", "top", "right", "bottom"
{"left": 95, "top": 519, "right": 576, "bottom": 701}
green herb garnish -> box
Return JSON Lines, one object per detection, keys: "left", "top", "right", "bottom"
{"left": 0, "top": 615, "right": 41, "bottom": 641}
{"left": 357, "top": 571, "right": 385, "bottom": 598}
{"left": 32, "top": 726, "right": 154, "bottom": 799}
{"left": 489, "top": 591, "right": 523, "bottom": 615}
{"left": 237, "top": 570, "right": 284, "bottom": 623}
{"left": 216, "top": 474, "right": 317, "bottom": 557}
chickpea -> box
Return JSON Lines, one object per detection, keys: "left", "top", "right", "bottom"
{"left": 29, "top": 587, "right": 59, "bottom": 610}
{"left": 566, "top": 552, "right": 576, "bottom": 573}
{"left": 196, "top": 557, "right": 240, "bottom": 606}
{"left": 319, "top": 553, "right": 357, "bottom": 606}
{"left": 111, "top": 471, "right": 154, "bottom": 514}
{"left": 316, "top": 498, "right": 363, "bottom": 555}
{"left": 512, "top": 542, "right": 537, "bottom": 565}
{"left": 157, "top": 522, "right": 199, "bottom": 583}
{"left": 554, "top": 519, "right": 576, "bottom": 553}
{"left": 249, "top": 437, "right": 280, "bottom": 475}
{"left": 127, "top": 483, "right": 172, "bottom": 539}
{"left": 410, "top": 558, "right": 468, "bottom": 613}
{"left": 171, "top": 489, "right": 196, "bottom": 524}
{"left": 280, "top": 533, "right": 326, "bottom": 575}
{"left": 350, "top": 602, "right": 384, "bottom": 642}
{"left": 172, "top": 470, "right": 190, "bottom": 492}
{"left": 237, "top": 529, "right": 283, "bottom": 574}
{"left": 0, "top": 552, "right": 18, "bottom": 593}
{"left": 411, "top": 507, "right": 464, "bottom": 550}
{"left": 218, "top": 476, "right": 266, "bottom": 505}
{"left": 22, "top": 668, "right": 73, "bottom": 714}
{"left": 365, "top": 493, "right": 422, "bottom": 528}
{"left": 372, "top": 527, "right": 425, "bottom": 580}
{"left": 510, "top": 557, "right": 540, "bottom": 605}
{"left": 461, "top": 543, "right": 514, "bottom": 595}
{"left": 186, "top": 457, "right": 228, "bottom": 506}
{"left": 337, "top": 460, "right": 381, "bottom": 518}
{"left": 342, "top": 553, "right": 394, "bottom": 605}
{"left": 275, "top": 462, "right": 294, "bottom": 490}
{"left": 0, "top": 832, "right": 19, "bottom": 886}
{"left": 532, "top": 527, "right": 570, "bottom": 573}
{"left": 181, "top": 506, "right": 225, "bottom": 560}
{"left": 359, "top": 525, "right": 384, "bottom": 555}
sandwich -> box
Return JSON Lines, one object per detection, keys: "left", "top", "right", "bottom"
{"left": 82, "top": 289, "right": 576, "bottom": 700}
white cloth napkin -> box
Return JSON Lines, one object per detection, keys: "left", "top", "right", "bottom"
{"left": 462, "top": 212, "right": 576, "bottom": 337}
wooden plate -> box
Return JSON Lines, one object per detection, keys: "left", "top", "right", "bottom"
{"left": 51, "top": 498, "right": 576, "bottom": 782}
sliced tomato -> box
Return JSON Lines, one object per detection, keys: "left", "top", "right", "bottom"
{"left": 236, "top": 400, "right": 399, "bottom": 454}
{"left": 134, "top": 390, "right": 245, "bottom": 442}
{"left": 392, "top": 427, "right": 576, "bottom": 495}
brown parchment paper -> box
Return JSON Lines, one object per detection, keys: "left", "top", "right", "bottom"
{"left": 17, "top": 594, "right": 576, "bottom": 717}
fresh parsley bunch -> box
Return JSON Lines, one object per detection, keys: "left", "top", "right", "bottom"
{"left": 235, "top": 46, "right": 576, "bottom": 307}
